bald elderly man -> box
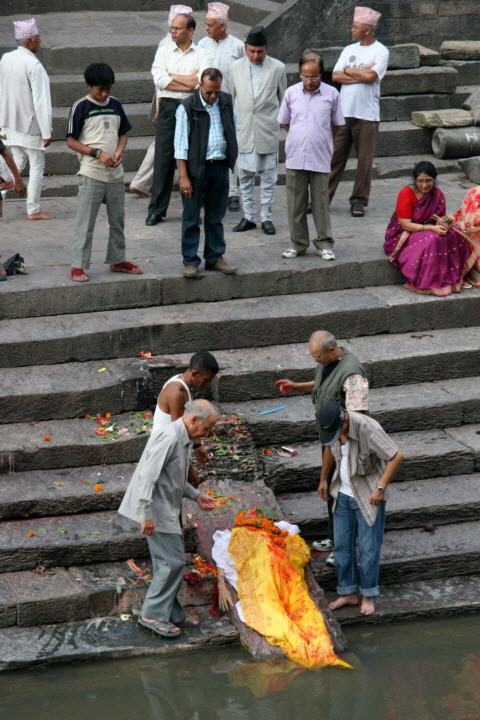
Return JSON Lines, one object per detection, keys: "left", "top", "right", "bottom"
{"left": 119, "top": 399, "right": 217, "bottom": 638}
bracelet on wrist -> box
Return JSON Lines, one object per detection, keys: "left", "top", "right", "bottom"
{"left": 90, "top": 147, "right": 102, "bottom": 159}
{"left": 193, "top": 442, "right": 201, "bottom": 449}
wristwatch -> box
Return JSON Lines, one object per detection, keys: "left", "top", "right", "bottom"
{"left": 376, "top": 485, "right": 385, "bottom": 494}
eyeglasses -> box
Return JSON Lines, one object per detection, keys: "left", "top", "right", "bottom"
{"left": 204, "top": 90, "right": 219, "bottom": 96}
{"left": 300, "top": 75, "right": 321, "bottom": 81}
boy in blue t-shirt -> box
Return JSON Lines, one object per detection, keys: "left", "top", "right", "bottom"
{"left": 67, "top": 62, "right": 142, "bottom": 282}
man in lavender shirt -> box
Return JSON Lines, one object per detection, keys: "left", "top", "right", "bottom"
{"left": 277, "top": 53, "right": 344, "bottom": 260}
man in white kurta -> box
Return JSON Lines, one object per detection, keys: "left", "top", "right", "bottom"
{"left": 198, "top": 2, "right": 245, "bottom": 211}
{"left": 0, "top": 18, "right": 52, "bottom": 220}
{"left": 230, "top": 25, "right": 286, "bottom": 235}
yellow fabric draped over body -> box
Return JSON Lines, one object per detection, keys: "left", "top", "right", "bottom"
{"left": 228, "top": 526, "right": 352, "bottom": 670}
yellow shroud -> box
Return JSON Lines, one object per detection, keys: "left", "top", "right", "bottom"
{"left": 228, "top": 527, "right": 353, "bottom": 670}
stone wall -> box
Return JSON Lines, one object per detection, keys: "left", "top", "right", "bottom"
{"left": 0, "top": 0, "right": 198, "bottom": 15}
{"left": 265, "top": 0, "right": 480, "bottom": 62}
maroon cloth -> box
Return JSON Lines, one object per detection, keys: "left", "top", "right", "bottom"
{"left": 384, "top": 186, "right": 474, "bottom": 295}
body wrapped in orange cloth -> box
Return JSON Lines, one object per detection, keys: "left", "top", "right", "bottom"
{"left": 224, "top": 508, "right": 352, "bottom": 670}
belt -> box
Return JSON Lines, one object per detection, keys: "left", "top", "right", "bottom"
{"left": 205, "top": 158, "right": 227, "bottom": 164}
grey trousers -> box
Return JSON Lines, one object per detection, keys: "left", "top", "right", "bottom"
{"left": 130, "top": 140, "right": 155, "bottom": 195}
{"left": 238, "top": 165, "right": 277, "bottom": 223}
{"left": 286, "top": 168, "right": 334, "bottom": 252}
{"left": 141, "top": 531, "right": 186, "bottom": 624}
{"left": 72, "top": 176, "right": 126, "bottom": 270}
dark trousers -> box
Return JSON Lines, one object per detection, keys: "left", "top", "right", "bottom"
{"left": 181, "top": 160, "right": 228, "bottom": 267}
{"left": 148, "top": 98, "right": 179, "bottom": 218}
{"left": 328, "top": 117, "right": 379, "bottom": 207}
{"left": 323, "top": 445, "right": 335, "bottom": 543}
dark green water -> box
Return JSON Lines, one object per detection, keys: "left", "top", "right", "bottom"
{"left": 1, "top": 615, "right": 479, "bottom": 720}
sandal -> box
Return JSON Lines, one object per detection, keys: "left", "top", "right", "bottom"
{"left": 180, "top": 615, "right": 199, "bottom": 627}
{"left": 70, "top": 268, "right": 89, "bottom": 282}
{"left": 109, "top": 261, "right": 143, "bottom": 275}
{"left": 137, "top": 618, "right": 182, "bottom": 638}
{"left": 462, "top": 280, "right": 473, "bottom": 289}
{"left": 350, "top": 202, "right": 364, "bottom": 217}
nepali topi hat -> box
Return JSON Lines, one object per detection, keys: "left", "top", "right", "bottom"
{"left": 353, "top": 6, "right": 381, "bottom": 27}
{"left": 206, "top": 3, "right": 229, "bottom": 21}
{"left": 246, "top": 25, "right": 267, "bottom": 46}
{"left": 13, "top": 18, "right": 39, "bottom": 39}
{"left": 168, "top": 5, "right": 193, "bottom": 23}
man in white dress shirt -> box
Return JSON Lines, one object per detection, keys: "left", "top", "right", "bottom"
{"left": 145, "top": 12, "right": 212, "bottom": 226}
{"left": 0, "top": 18, "right": 52, "bottom": 220}
{"left": 230, "top": 25, "right": 286, "bottom": 236}
{"left": 198, "top": 2, "right": 245, "bottom": 211}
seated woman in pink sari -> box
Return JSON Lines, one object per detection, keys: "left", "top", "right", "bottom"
{"left": 384, "top": 161, "right": 475, "bottom": 296}
{"left": 449, "top": 185, "right": 480, "bottom": 287}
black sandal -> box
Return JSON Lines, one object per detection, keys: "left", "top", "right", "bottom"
{"left": 350, "top": 202, "right": 364, "bottom": 217}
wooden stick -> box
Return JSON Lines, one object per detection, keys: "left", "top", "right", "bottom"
{"left": 432, "top": 214, "right": 480, "bottom": 251}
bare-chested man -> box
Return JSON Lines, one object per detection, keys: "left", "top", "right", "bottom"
{"left": 153, "top": 350, "right": 219, "bottom": 483}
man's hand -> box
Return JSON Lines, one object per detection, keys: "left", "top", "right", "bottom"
{"left": 99, "top": 151, "right": 115, "bottom": 167}
{"left": 112, "top": 150, "right": 123, "bottom": 167}
{"left": 194, "top": 444, "right": 210, "bottom": 469}
{"left": 140, "top": 519, "right": 155, "bottom": 535}
{"left": 14, "top": 176, "right": 26, "bottom": 198}
{"left": 318, "top": 479, "right": 329, "bottom": 502}
{"left": 152, "top": 110, "right": 159, "bottom": 129}
{"left": 179, "top": 175, "right": 193, "bottom": 199}
{"left": 369, "top": 489, "right": 384, "bottom": 506}
{"left": 196, "top": 493, "right": 215, "bottom": 511}
{"left": 276, "top": 378, "right": 296, "bottom": 395}
{"left": 43, "top": 138, "right": 52, "bottom": 148}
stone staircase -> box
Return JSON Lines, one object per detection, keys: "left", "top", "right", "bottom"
{"left": 1, "top": 241, "right": 480, "bottom": 668}
{"left": 1, "top": 7, "right": 479, "bottom": 198}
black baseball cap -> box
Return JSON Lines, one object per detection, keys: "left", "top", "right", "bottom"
{"left": 317, "top": 401, "right": 346, "bottom": 445}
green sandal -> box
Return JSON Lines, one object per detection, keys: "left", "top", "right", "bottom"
{"left": 138, "top": 618, "right": 182, "bottom": 638}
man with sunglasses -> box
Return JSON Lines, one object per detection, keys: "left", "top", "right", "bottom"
{"left": 174, "top": 67, "right": 238, "bottom": 277}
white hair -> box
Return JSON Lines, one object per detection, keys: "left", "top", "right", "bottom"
{"left": 184, "top": 400, "right": 212, "bottom": 420}
{"left": 310, "top": 330, "right": 338, "bottom": 350}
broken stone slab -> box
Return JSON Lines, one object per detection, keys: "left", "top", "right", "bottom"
{"left": 432, "top": 126, "right": 480, "bottom": 158}
{"left": 415, "top": 44, "right": 440, "bottom": 66}
{"left": 463, "top": 88, "right": 480, "bottom": 110}
{"left": 0, "top": 608, "right": 239, "bottom": 672}
{"left": 185, "top": 478, "right": 348, "bottom": 656}
{"left": 412, "top": 109, "right": 473, "bottom": 128}
{"left": 442, "top": 59, "right": 480, "bottom": 87}
{"left": 1, "top": 567, "right": 90, "bottom": 627}
{"left": 458, "top": 156, "right": 480, "bottom": 184}
{"left": 441, "top": 40, "right": 480, "bottom": 61}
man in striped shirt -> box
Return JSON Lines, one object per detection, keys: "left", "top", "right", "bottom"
{"left": 318, "top": 401, "right": 403, "bottom": 616}
{"left": 174, "top": 67, "right": 238, "bottom": 277}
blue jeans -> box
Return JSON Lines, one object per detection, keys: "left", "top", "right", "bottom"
{"left": 181, "top": 160, "right": 228, "bottom": 267}
{"left": 333, "top": 492, "right": 385, "bottom": 597}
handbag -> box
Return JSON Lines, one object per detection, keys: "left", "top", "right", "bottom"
{"left": 0, "top": 153, "right": 14, "bottom": 192}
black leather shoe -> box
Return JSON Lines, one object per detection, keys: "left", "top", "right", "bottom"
{"left": 145, "top": 213, "right": 163, "bottom": 226}
{"left": 228, "top": 195, "right": 240, "bottom": 211}
{"left": 262, "top": 220, "right": 276, "bottom": 235}
{"left": 233, "top": 218, "right": 256, "bottom": 232}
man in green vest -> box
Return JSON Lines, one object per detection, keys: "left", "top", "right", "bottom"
{"left": 276, "top": 330, "right": 369, "bottom": 565}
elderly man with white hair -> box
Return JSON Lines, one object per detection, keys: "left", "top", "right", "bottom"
{"left": 119, "top": 399, "right": 217, "bottom": 638}
{"left": 198, "top": 2, "right": 245, "bottom": 211}
{"left": 0, "top": 18, "right": 52, "bottom": 220}
{"left": 328, "top": 6, "right": 389, "bottom": 218}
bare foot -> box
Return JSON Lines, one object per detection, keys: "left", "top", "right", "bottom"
{"left": 361, "top": 597, "right": 375, "bottom": 615}
{"left": 130, "top": 187, "right": 151, "bottom": 198}
{"left": 28, "top": 211, "right": 53, "bottom": 220}
{"left": 329, "top": 594, "right": 359, "bottom": 611}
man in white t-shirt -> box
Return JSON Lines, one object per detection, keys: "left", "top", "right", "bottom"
{"left": 328, "top": 7, "right": 389, "bottom": 218}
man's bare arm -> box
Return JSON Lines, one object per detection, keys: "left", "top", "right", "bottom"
{"left": 166, "top": 73, "right": 198, "bottom": 91}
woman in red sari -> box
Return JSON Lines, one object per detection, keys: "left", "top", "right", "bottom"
{"left": 384, "top": 161, "right": 475, "bottom": 296}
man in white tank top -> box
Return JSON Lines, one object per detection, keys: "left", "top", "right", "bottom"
{"left": 153, "top": 350, "right": 219, "bottom": 484}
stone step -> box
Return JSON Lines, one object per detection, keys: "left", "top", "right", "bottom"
{"left": 310, "top": 520, "right": 480, "bottom": 591}
{"left": 263, "top": 427, "right": 476, "bottom": 493}
{"left": 381, "top": 66, "right": 458, "bottom": 95}
{"left": 224, "top": 375, "right": 480, "bottom": 442}
{"left": 325, "top": 574, "right": 480, "bottom": 626}
{"left": 442, "top": 60, "right": 480, "bottom": 87}
{"left": 0, "top": 609, "right": 238, "bottom": 671}
{"left": 0, "top": 557, "right": 215, "bottom": 628}
{"left": 0, "top": 510, "right": 148, "bottom": 573}
{"left": 225, "top": 0, "right": 279, "bottom": 25}
{"left": 2, "top": 326, "right": 479, "bottom": 423}
{"left": 278, "top": 474, "right": 480, "bottom": 538}
{"left": 3, "top": 284, "right": 480, "bottom": 367}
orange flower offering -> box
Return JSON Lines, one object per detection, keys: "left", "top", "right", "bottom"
{"left": 105, "top": 413, "right": 111, "bottom": 420}
{"left": 235, "top": 508, "right": 288, "bottom": 548}
{"left": 27, "top": 531, "right": 34, "bottom": 537}
{"left": 94, "top": 483, "right": 103, "bottom": 492}
{"left": 44, "top": 435, "right": 51, "bottom": 441}
{"left": 139, "top": 350, "right": 152, "bottom": 360}
{"left": 193, "top": 555, "right": 217, "bottom": 578}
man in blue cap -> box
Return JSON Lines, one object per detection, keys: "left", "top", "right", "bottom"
{"left": 317, "top": 401, "right": 403, "bottom": 616}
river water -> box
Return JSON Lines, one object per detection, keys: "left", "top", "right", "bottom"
{"left": 1, "top": 615, "right": 479, "bottom": 720}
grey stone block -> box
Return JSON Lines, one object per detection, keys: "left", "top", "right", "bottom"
{"left": 445, "top": 423, "right": 480, "bottom": 470}
{"left": 443, "top": 60, "right": 480, "bottom": 86}
{"left": 382, "top": 67, "right": 458, "bottom": 95}
{"left": 412, "top": 109, "right": 473, "bottom": 128}
{"left": 463, "top": 88, "right": 480, "bottom": 110}
{"left": 441, "top": 40, "right": 480, "bottom": 60}
{"left": 458, "top": 156, "right": 480, "bottom": 183}
{"left": 0, "top": 580, "right": 16, "bottom": 628}
{"left": 432, "top": 126, "right": 480, "bottom": 159}
{"left": 226, "top": 0, "right": 278, "bottom": 25}
{"left": 375, "top": 122, "right": 432, "bottom": 157}
{"left": 2, "top": 567, "right": 91, "bottom": 627}
{"left": 416, "top": 44, "right": 440, "bottom": 66}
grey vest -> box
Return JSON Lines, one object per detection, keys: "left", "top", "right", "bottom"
{"left": 312, "top": 347, "right": 367, "bottom": 415}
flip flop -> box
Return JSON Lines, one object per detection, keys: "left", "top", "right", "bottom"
{"left": 109, "top": 261, "right": 143, "bottom": 275}
{"left": 350, "top": 203, "right": 364, "bottom": 217}
{"left": 137, "top": 618, "right": 182, "bottom": 638}
{"left": 70, "top": 268, "right": 89, "bottom": 282}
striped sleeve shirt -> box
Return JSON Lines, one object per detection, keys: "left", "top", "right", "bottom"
{"left": 174, "top": 94, "right": 236, "bottom": 161}
{"left": 330, "top": 412, "right": 400, "bottom": 526}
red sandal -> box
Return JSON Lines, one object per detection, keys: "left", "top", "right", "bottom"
{"left": 109, "top": 261, "right": 143, "bottom": 275}
{"left": 70, "top": 268, "right": 89, "bottom": 282}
